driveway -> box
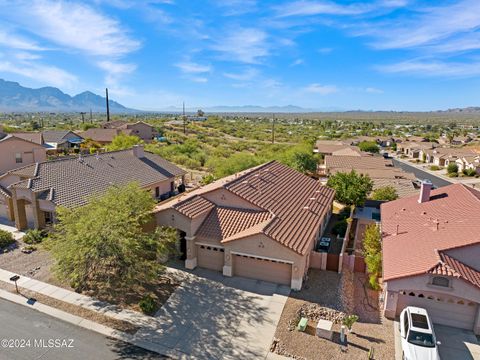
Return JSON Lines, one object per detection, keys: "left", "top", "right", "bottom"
{"left": 394, "top": 321, "right": 480, "bottom": 360}
{"left": 134, "top": 266, "right": 290, "bottom": 360}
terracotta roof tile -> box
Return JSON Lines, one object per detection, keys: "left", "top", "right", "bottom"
{"left": 428, "top": 252, "right": 480, "bottom": 289}
{"left": 381, "top": 184, "right": 480, "bottom": 281}
{"left": 173, "top": 195, "right": 215, "bottom": 218}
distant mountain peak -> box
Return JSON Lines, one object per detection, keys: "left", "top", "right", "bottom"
{"left": 0, "top": 79, "right": 136, "bottom": 113}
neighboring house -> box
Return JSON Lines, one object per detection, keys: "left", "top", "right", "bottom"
{"left": 10, "top": 132, "right": 43, "bottom": 145}
{"left": 79, "top": 128, "right": 133, "bottom": 145}
{"left": 323, "top": 155, "right": 418, "bottom": 198}
{"left": 382, "top": 182, "right": 480, "bottom": 334}
{"left": 422, "top": 147, "right": 477, "bottom": 167}
{"left": 314, "top": 140, "right": 364, "bottom": 158}
{"left": 398, "top": 142, "right": 436, "bottom": 158}
{"left": 42, "top": 130, "right": 84, "bottom": 151}
{"left": 456, "top": 156, "right": 480, "bottom": 174}
{"left": 0, "top": 145, "right": 186, "bottom": 230}
{"left": 154, "top": 161, "right": 335, "bottom": 290}
{"left": 102, "top": 121, "right": 158, "bottom": 142}
{"left": 0, "top": 134, "right": 46, "bottom": 175}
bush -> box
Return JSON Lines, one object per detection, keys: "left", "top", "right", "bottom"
{"left": 23, "top": 229, "right": 47, "bottom": 244}
{"left": 447, "top": 172, "right": 458, "bottom": 178}
{"left": 463, "top": 168, "right": 477, "bottom": 177}
{"left": 139, "top": 293, "right": 157, "bottom": 314}
{"left": 429, "top": 165, "right": 441, "bottom": 171}
{"left": 0, "top": 229, "right": 14, "bottom": 249}
{"left": 447, "top": 163, "right": 458, "bottom": 174}
{"left": 332, "top": 220, "right": 348, "bottom": 237}
{"left": 358, "top": 141, "right": 379, "bottom": 153}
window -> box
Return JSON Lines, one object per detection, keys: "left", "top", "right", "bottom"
{"left": 404, "top": 313, "right": 409, "bottom": 334}
{"left": 155, "top": 187, "right": 160, "bottom": 198}
{"left": 432, "top": 276, "right": 450, "bottom": 287}
{"left": 15, "top": 153, "right": 22, "bottom": 163}
{"left": 44, "top": 211, "right": 54, "bottom": 224}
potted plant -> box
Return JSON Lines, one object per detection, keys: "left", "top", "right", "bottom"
{"left": 342, "top": 314, "right": 359, "bottom": 334}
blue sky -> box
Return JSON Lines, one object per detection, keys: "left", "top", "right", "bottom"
{"left": 0, "top": 0, "right": 480, "bottom": 111}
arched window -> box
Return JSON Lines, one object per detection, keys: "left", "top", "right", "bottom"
{"left": 432, "top": 276, "right": 450, "bottom": 287}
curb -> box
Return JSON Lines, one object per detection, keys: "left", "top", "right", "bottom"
{"left": 0, "top": 289, "right": 174, "bottom": 358}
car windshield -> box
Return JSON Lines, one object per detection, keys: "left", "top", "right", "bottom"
{"left": 407, "top": 330, "right": 435, "bottom": 348}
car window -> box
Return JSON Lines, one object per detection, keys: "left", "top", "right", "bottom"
{"left": 404, "top": 312, "right": 409, "bottom": 333}
{"left": 407, "top": 330, "right": 435, "bottom": 348}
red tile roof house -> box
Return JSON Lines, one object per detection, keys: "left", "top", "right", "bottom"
{"left": 154, "top": 161, "right": 335, "bottom": 290}
{"left": 0, "top": 145, "right": 186, "bottom": 230}
{"left": 101, "top": 121, "right": 158, "bottom": 142}
{"left": 381, "top": 181, "right": 480, "bottom": 334}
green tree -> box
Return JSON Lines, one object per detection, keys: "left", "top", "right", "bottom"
{"left": 327, "top": 170, "right": 373, "bottom": 206}
{"left": 362, "top": 224, "right": 382, "bottom": 290}
{"left": 447, "top": 162, "right": 458, "bottom": 174}
{"left": 47, "top": 183, "right": 177, "bottom": 295}
{"left": 371, "top": 186, "right": 398, "bottom": 201}
{"left": 107, "top": 133, "right": 143, "bottom": 151}
{"left": 281, "top": 149, "right": 318, "bottom": 173}
{"left": 358, "top": 141, "right": 379, "bottom": 153}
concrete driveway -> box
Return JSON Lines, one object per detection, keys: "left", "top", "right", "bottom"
{"left": 134, "top": 267, "right": 290, "bottom": 360}
{"left": 394, "top": 321, "right": 480, "bottom": 360}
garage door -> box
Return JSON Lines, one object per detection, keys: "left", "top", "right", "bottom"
{"left": 0, "top": 201, "right": 9, "bottom": 222}
{"left": 197, "top": 245, "right": 224, "bottom": 271}
{"left": 233, "top": 254, "right": 292, "bottom": 285}
{"left": 396, "top": 291, "right": 477, "bottom": 330}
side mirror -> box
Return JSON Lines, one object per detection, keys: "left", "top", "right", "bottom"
{"left": 436, "top": 341, "right": 441, "bottom": 346}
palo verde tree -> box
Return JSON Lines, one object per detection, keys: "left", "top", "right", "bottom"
{"left": 362, "top": 224, "right": 382, "bottom": 290}
{"left": 327, "top": 170, "right": 373, "bottom": 206}
{"left": 107, "top": 133, "right": 143, "bottom": 151}
{"left": 358, "top": 141, "right": 379, "bottom": 154}
{"left": 47, "top": 182, "right": 177, "bottom": 295}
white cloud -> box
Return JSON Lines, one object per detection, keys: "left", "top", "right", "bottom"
{"left": 377, "top": 60, "right": 480, "bottom": 77}
{"left": 318, "top": 47, "right": 333, "bottom": 54}
{"left": 0, "top": 60, "right": 77, "bottom": 88}
{"left": 303, "top": 83, "right": 338, "bottom": 95}
{"left": 0, "top": 30, "right": 45, "bottom": 51}
{"left": 365, "top": 87, "right": 384, "bottom": 94}
{"left": 212, "top": 28, "right": 269, "bottom": 64}
{"left": 175, "top": 61, "right": 212, "bottom": 74}
{"left": 5, "top": 1, "right": 141, "bottom": 57}
{"left": 291, "top": 59, "right": 304, "bottom": 66}
{"left": 275, "top": 1, "right": 374, "bottom": 17}
{"left": 223, "top": 68, "right": 259, "bottom": 81}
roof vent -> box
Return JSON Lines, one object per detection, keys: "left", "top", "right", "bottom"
{"left": 418, "top": 179, "right": 432, "bottom": 203}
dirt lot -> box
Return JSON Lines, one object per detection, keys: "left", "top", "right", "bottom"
{"left": 272, "top": 269, "right": 395, "bottom": 360}
{"left": 0, "top": 238, "right": 178, "bottom": 315}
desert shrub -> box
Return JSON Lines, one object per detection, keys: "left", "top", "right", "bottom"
{"left": 0, "top": 229, "right": 14, "bottom": 248}
{"left": 463, "top": 168, "right": 477, "bottom": 177}
{"left": 447, "top": 163, "right": 458, "bottom": 174}
{"left": 139, "top": 293, "right": 157, "bottom": 315}
{"left": 429, "top": 165, "right": 441, "bottom": 171}
{"left": 23, "top": 229, "right": 47, "bottom": 244}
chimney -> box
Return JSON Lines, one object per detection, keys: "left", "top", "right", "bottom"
{"left": 418, "top": 179, "right": 432, "bottom": 203}
{"left": 132, "top": 144, "right": 145, "bottom": 158}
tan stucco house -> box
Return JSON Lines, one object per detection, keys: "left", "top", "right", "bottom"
{"left": 102, "top": 121, "right": 158, "bottom": 142}
{"left": 154, "top": 161, "right": 335, "bottom": 290}
{"left": 382, "top": 182, "right": 480, "bottom": 334}
{"left": 0, "top": 134, "right": 46, "bottom": 175}
{"left": 42, "top": 130, "right": 84, "bottom": 152}
{"left": 0, "top": 145, "right": 185, "bottom": 229}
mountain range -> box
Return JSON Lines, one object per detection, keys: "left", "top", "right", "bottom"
{"left": 0, "top": 79, "right": 133, "bottom": 113}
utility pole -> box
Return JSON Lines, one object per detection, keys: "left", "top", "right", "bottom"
{"left": 183, "top": 101, "right": 186, "bottom": 134}
{"left": 105, "top": 88, "right": 110, "bottom": 122}
{"left": 90, "top": 109, "right": 93, "bottom": 123}
{"left": 272, "top": 113, "right": 276, "bottom": 144}
{"left": 80, "top": 112, "right": 86, "bottom": 124}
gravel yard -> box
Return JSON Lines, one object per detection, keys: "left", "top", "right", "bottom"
{"left": 272, "top": 269, "right": 395, "bottom": 360}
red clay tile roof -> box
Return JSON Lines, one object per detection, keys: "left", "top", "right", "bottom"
{"left": 195, "top": 207, "right": 273, "bottom": 242}
{"left": 428, "top": 252, "right": 480, "bottom": 289}
{"left": 159, "top": 161, "right": 335, "bottom": 255}
{"left": 381, "top": 184, "right": 480, "bottom": 281}
{"left": 224, "top": 161, "right": 335, "bottom": 254}
{"left": 325, "top": 155, "right": 392, "bottom": 171}
{"left": 173, "top": 195, "right": 215, "bottom": 218}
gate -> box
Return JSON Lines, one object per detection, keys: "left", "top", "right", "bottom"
{"left": 354, "top": 256, "right": 366, "bottom": 273}
{"left": 326, "top": 254, "right": 339, "bottom": 272}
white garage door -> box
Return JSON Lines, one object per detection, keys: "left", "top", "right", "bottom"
{"left": 197, "top": 245, "right": 224, "bottom": 271}
{"left": 396, "top": 291, "right": 477, "bottom": 330}
{"left": 233, "top": 254, "right": 292, "bottom": 286}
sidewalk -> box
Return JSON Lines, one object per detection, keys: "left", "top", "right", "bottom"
{"left": 0, "top": 268, "right": 156, "bottom": 328}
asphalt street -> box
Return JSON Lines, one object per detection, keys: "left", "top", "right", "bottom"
{"left": 0, "top": 298, "right": 165, "bottom": 360}
{"left": 392, "top": 158, "right": 452, "bottom": 188}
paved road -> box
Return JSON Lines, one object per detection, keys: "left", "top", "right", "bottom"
{"left": 0, "top": 299, "right": 165, "bottom": 360}
{"left": 392, "top": 159, "right": 452, "bottom": 188}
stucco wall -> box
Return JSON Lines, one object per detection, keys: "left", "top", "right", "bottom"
{"left": 202, "top": 188, "right": 263, "bottom": 210}
{"left": 0, "top": 138, "right": 46, "bottom": 175}
{"left": 446, "top": 244, "right": 480, "bottom": 271}
{"left": 127, "top": 123, "right": 155, "bottom": 141}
